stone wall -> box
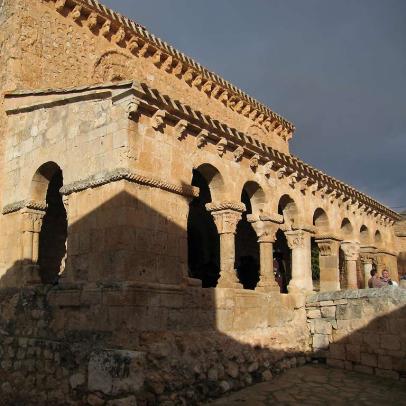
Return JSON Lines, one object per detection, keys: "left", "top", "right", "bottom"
{"left": 306, "top": 287, "right": 406, "bottom": 381}
{"left": 0, "top": 286, "right": 310, "bottom": 405}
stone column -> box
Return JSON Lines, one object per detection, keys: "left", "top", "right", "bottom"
{"left": 360, "top": 246, "right": 377, "bottom": 288}
{"left": 206, "top": 202, "right": 245, "bottom": 288}
{"left": 249, "top": 215, "right": 282, "bottom": 292}
{"left": 315, "top": 237, "right": 341, "bottom": 292}
{"left": 21, "top": 208, "right": 45, "bottom": 285}
{"left": 285, "top": 229, "right": 313, "bottom": 292}
{"left": 340, "top": 241, "right": 360, "bottom": 289}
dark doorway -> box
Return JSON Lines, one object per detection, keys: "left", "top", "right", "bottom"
{"left": 38, "top": 168, "right": 67, "bottom": 284}
{"left": 235, "top": 189, "right": 260, "bottom": 289}
{"left": 311, "top": 237, "right": 320, "bottom": 291}
{"left": 187, "top": 169, "right": 220, "bottom": 287}
{"left": 274, "top": 229, "right": 291, "bottom": 293}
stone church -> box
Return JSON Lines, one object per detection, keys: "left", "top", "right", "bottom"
{"left": 0, "top": 1, "right": 405, "bottom": 404}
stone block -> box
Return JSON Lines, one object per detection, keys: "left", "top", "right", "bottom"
{"left": 313, "top": 319, "right": 332, "bottom": 335}
{"left": 329, "top": 343, "right": 346, "bottom": 360}
{"left": 380, "top": 334, "right": 401, "bottom": 351}
{"left": 360, "top": 353, "right": 377, "bottom": 368}
{"left": 319, "top": 300, "right": 334, "bottom": 306}
{"left": 327, "top": 358, "right": 345, "bottom": 369}
{"left": 346, "top": 344, "right": 361, "bottom": 363}
{"left": 336, "top": 304, "right": 362, "bottom": 320}
{"left": 321, "top": 306, "right": 336, "bottom": 318}
{"left": 375, "top": 368, "right": 399, "bottom": 380}
{"left": 378, "top": 355, "right": 392, "bottom": 370}
{"left": 353, "top": 365, "right": 374, "bottom": 375}
{"left": 313, "top": 334, "right": 329, "bottom": 350}
{"left": 307, "top": 309, "right": 321, "bottom": 319}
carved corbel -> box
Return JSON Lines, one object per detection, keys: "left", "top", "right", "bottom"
{"left": 152, "top": 50, "right": 162, "bottom": 66}
{"left": 227, "top": 96, "right": 239, "bottom": 109}
{"left": 173, "top": 61, "right": 183, "bottom": 76}
{"left": 216, "top": 138, "right": 227, "bottom": 157}
{"left": 162, "top": 55, "right": 173, "bottom": 72}
{"left": 211, "top": 85, "right": 222, "bottom": 99}
{"left": 234, "top": 100, "right": 245, "bottom": 112}
{"left": 139, "top": 43, "right": 149, "bottom": 57}
{"left": 100, "top": 20, "right": 111, "bottom": 37}
{"left": 174, "top": 119, "right": 188, "bottom": 141}
{"left": 328, "top": 190, "right": 338, "bottom": 203}
{"left": 249, "top": 154, "right": 260, "bottom": 171}
{"left": 197, "top": 129, "right": 209, "bottom": 148}
{"left": 126, "top": 98, "right": 141, "bottom": 119}
{"left": 256, "top": 113, "right": 265, "bottom": 125}
{"left": 55, "top": 0, "right": 66, "bottom": 12}
{"left": 183, "top": 69, "right": 194, "bottom": 84}
{"left": 263, "top": 161, "right": 274, "bottom": 177}
{"left": 249, "top": 109, "right": 258, "bottom": 121}
{"left": 192, "top": 75, "right": 203, "bottom": 87}
{"left": 70, "top": 5, "right": 82, "bottom": 21}
{"left": 233, "top": 146, "right": 244, "bottom": 162}
{"left": 202, "top": 81, "right": 213, "bottom": 94}
{"left": 274, "top": 124, "right": 283, "bottom": 135}
{"left": 127, "top": 36, "right": 140, "bottom": 52}
{"left": 87, "top": 12, "right": 98, "bottom": 30}
{"left": 288, "top": 171, "right": 298, "bottom": 188}
{"left": 241, "top": 105, "right": 251, "bottom": 116}
{"left": 112, "top": 27, "right": 126, "bottom": 44}
{"left": 319, "top": 184, "right": 329, "bottom": 198}
{"left": 276, "top": 166, "right": 287, "bottom": 179}
{"left": 150, "top": 109, "right": 166, "bottom": 130}
{"left": 298, "top": 177, "right": 309, "bottom": 193}
{"left": 309, "top": 181, "right": 319, "bottom": 194}
{"left": 218, "top": 91, "right": 229, "bottom": 104}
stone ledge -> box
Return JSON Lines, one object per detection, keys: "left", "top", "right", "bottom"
{"left": 306, "top": 287, "right": 406, "bottom": 305}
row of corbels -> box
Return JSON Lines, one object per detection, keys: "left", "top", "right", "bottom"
{"left": 125, "top": 98, "right": 394, "bottom": 225}
{"left": 50, "top": 0, "right": 293, "bottom": 140}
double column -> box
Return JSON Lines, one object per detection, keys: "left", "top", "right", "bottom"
{"left": 206, "top": 202, "right": 245, "bottom": 288}
{"left": 249, "top": 215, "right": 283, "bottom": 292}
{"left": 285, "top": 228, "right": 314, "bottom": 293}
{"left": 315, "top": 236, "right": 341, "bottom": 292}
{"left": 21, "top": 208, "right": 45, "bottom": 284}
{"left": 340, "top": 241, "right": 360, "bottom": 289}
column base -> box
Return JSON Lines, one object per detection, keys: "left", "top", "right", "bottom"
{"left": 256, "top": 281, "right": 280, "bottom": 293}
{"left": 217, "top": 273, "right": 243, "bottom": 289}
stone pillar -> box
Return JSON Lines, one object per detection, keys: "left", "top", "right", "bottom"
{"left": 206, "top": 203, "right": 245, "bottom": 288}
{"left": 285, "top": 229, "right": 313, "bottom": 292}
{"left": 21, "top": 208, "right": 45, "bottom": 285}
{"left": 340, "top": 241, "right": 360, "bottom": 289}
{"left": 249, "top": 216, "right": 282, "bottom": 292}
{"left": 315, "top": 237, "right": 341, "bottom": 292}
{"left": 362, "top": 258, "right": 373, "bottom": 288}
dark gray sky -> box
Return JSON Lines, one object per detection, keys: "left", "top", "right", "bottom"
{"left": 102, "top": 0, "right": 406, "bottom": 211}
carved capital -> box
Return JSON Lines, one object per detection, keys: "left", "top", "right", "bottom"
{"left": 285, "top": 229, "right": 309, "bottom": 250}
{"left": 315, "top": 238, "right": 340, "bottom": 257}
{"left": 206, "top": 208, "right": 243, "bottom": 235}
{"left": 341, "top": 241, "right": 360, "bottom": 261}
{"left": 247, "top": 218, "right": 280, "bottom": 243}
{"left": 22, "top": 209, "right": 45, "bottom": 233}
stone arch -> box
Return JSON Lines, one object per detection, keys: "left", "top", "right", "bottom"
{"left": 313, "top": 208, "right": 330, "bottom": 234}
{"left": 242, "top": 181, "right": 266, "bottom": 215}
{"left": 30, "top": 161, "right": 62, "bottom": 203}
{"left": 31, "top": 162, "right": 67, "bottom": 284}
{"left": 374, "top": 230, "right": 383, "bottom": 246}
{"left": 340, "top": 218, "right": 353, "bottom": 238}
{"left": 187, "top": 165, "right": 222, "bottom": 287}
{"left": 193, "top": 163, "right": 225, "bottom": 202}
{"left": 278, "top": 194, "right": 299, "bottom": 227}
{"left": 235, "top": 182, "right": 262, "bottom": 289}
{"left": 360, "top": 225, "right": 370, "bottom": 245}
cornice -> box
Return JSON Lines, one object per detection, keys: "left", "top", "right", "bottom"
{"left": 59, "top": 168, "right": 198, "bottom": 198}
{"left": 42, "top": 0, "right": 294, "bottom": 140}
{"left": 2, "top": 200, "right": 47, "bottom": 215}
{"left": 205, "top": 202, "right": 246, "bottom": 213}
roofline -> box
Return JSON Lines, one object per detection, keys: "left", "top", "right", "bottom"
{"left": 54, "top": 0, "right": 295, "bottom": 133}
